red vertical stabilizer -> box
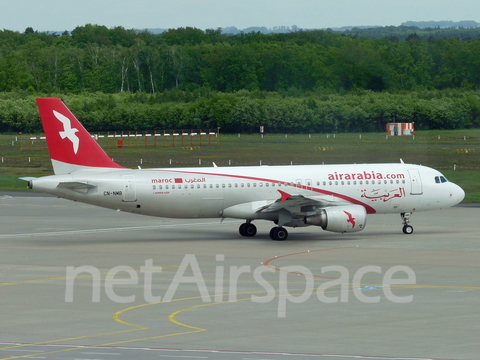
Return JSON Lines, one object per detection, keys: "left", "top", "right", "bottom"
{"left": 36, "top": 98, "right": 124, "bottom": 173}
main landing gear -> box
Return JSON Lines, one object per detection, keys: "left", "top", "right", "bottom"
{"left": 238, "top": 222, "right": 289, "bottom": 241}
{"left": 401, "top": 212, "right": 414, "bottom": 234}
{"left": 269, "top": 227, "right": 288, "bottom": 241}
{"left": 239, "top": 222, "right": 257, "bottom": 237}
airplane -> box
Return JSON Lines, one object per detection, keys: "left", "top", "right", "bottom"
{"left": 22, "top": 98, "right": 465, "bottom": 241}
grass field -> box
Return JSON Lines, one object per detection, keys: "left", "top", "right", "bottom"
{"left": 1, "top": 129, "right": 479, "bottom": 201}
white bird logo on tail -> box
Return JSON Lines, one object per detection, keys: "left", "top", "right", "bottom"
{"left": 53, "top": 110, "right": 79, "bottom": 154}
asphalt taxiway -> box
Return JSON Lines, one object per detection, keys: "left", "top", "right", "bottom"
{"left": 0, "top": 192, "right": 479, "bottom": 360}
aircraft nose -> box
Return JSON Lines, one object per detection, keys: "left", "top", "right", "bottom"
{"left": 452, "top": 184, "right": 465, "bottom": 204}
{"left": 457, "top": 185, "right": 465, "bottom": 202}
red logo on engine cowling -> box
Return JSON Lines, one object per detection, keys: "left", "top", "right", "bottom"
{"left": 344, "top": 211, "right": 356, "bottom": 228}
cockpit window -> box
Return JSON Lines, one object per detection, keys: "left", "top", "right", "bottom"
{"left": 435, "top": 176, "right": 448, "bottom": 184}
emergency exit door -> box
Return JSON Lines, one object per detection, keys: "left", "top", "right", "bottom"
{"left": 122, "top": 175, "right": 137, "bottom": 202}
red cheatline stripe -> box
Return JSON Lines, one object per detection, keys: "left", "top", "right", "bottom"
{"left": 152, "top": 169, "right": 377, "bottom": 214}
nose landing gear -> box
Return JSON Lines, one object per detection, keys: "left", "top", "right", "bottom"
{"left": 401, "top": 212, "right": 414, "bottom": 234}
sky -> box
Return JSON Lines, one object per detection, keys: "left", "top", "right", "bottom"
{"left": 1, "top": 0, "right": 480, "bottom": 33}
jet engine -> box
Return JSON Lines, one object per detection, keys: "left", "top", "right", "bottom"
{"left": 304, "top": 205, "right": 367, "bottom": 233}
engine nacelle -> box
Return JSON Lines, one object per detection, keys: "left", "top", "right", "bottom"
{"left": 304, "top": 205, "right": 367, "bottom": 233}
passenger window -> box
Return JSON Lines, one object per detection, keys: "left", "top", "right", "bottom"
{"left": 216, "top": 184, "right": 220, "bottom": 188}
{"left": 235, "top": 183, "right": 238, "bottom": 187}
{"left": 329, "top": 181, "right": 332, "bottom": 186}
{"left": 241, "top": 183, "right": 244, "bottom": 187}
{"left": 253, "top": 183, "right": 257, "bottom": 187}
{"left": 347, "top": 181, "right": 350, "bottom": 185}
{"left": 259, "top": 183, "right": 263, "bottom": 187}
{"left": 166, "top": 185, "right": 169, "bottom": 189}
{"left": 203, "top": 184, "right": 206, "bottom": 188}
{"left": 210, "top": 184, "right": 213, "bottom": 188}
{"left": 365, "top": 181, "right": 369, "bottom": 185}
{"left": 323, "top": 181, "right": 326, "bottom": 186}
{"left": 247, "top": 183, "right": 250, "bottom": 187}
{"left": 197, "top": 184, "right": 200, "bottom": 189}
{"left": 159, "top": 185, "right": 162, "bottom": 189}
{"left": 153, "top": 185, "right": 156, "bottom": 190}
{"left": 335, "top": 181, "right": 338, "bottom": 185}
{"left": 228, "top": 183, "right": 232, "bottom": 188}
{"left": 353, "top": 181, "right": 356, "bottom": 185}
{"left": 265, "top": 183, "right": 269, "bottom": 187}
{"left": 222, "top": 184, "right": 225, "bottom": 188}
{"left": 172, "top": 185, "right": 175, "bottom": 189}
{"left": 317, "top": 181, "right": 320, "bottom": 186}
{"left": 341, "top": 181, "right": 344, "bottom": 185}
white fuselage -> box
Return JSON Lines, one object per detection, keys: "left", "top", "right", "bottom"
{"left": 31, "top": 163, "right": 465, "bottom": 222}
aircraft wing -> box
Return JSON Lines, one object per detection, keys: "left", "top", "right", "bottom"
{"left": 256, "top": 190, "right": 347, "bottom": 215}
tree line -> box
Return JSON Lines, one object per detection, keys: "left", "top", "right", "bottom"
{"left": 1, "top": 89, "right": 479, "bottom": 133}
{"left": 2, "top": 24, "right": 480, "bottom": 94}
{"left": 2, "top": 25, "right": 480, "bottom": 133}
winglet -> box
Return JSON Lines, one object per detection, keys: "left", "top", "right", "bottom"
{"left": 278, "top": 190, "right": 292, "bottom": 202}
{"left": 36, "top": 98, "right": 124, "bottom": 174}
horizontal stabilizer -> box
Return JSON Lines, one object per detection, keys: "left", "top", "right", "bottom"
{"left": 19, "top": 177, "right": 38, "bottom": 182}
{"left": 57, "top": 181, "right": 97, "bottom": 190}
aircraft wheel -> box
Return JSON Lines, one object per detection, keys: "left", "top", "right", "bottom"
{"left": 402, "top": 225, "right": 414, "bottom": 234}
{"left": 239, "top": 223, "right": 256, "bottom": 236}
{"left": 244, "top": 223, "right": 257, "bottom": 237}
{"left": 269, "top": 228, "right": 276, "bottom": 239}
{"left": 270, "top": 227, "right": 288, "bottom": 241}
{"left": 239, "top": 223, "right": 247, "bottom": 236}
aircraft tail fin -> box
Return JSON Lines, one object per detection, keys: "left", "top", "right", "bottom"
{"left": 36, "top": 98, "right": 124, "bottom": 174}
